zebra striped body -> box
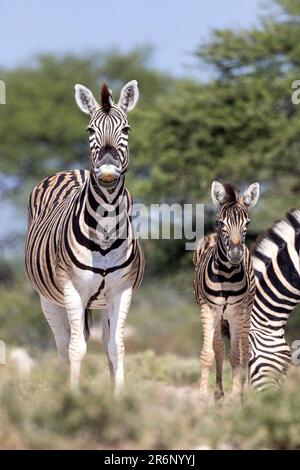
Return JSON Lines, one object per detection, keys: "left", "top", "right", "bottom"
{"left": 194, "top": 233, "right": 254, "bottom": 310}
{"left": 194, "top": 182, "right": 259, "bottom": 400}
{"left": 25, "top": 169, "right": 143, "bottom": 309}
{"left": 24, "top": 80, "right": 144, "bottom": 394}
{"left": 249, "top": 209, "right": 300, "bottom": 390}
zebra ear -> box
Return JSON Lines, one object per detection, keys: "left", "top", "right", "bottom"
{"left": 243, "top": 183, "right": 260, "bottom": 208}
{"left": 74, "top": 84, "right": 99, "bottom": 116}
{"left": 211, "top": 181, "right": 227, "bottom": 206}
{"left": 118, "top": 80, "right": 139, "bottom": 115}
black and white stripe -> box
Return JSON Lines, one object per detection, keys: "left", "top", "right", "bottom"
{"left": 194, "top": 182, "right": 259, "bottom": 400}
{"left": 25, "top": 80, "right": 144, "bottom": 395}
{"left": 249, "top": 209, "right": 300, "bottom": 390}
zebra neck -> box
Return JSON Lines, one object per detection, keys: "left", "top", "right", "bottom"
{"left": 81, "top": 173, "right": 128, "bottom": 235}
{"left": 88, "top": 172, "right": 126, "bottom": 205}
{"left": 212, "top": 236, "right": 241, "bottom": 273}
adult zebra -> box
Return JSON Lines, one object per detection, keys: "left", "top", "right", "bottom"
{"left": 249, "top": 209, "right": 300, "bottom": 390}
{"left": 25, "top": 80, "right": 144, "bottom": 395}
{"left": 194, "top": 181, "right": 260, "bottom": 401}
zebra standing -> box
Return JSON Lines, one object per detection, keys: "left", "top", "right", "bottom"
{"left": 249, "top": 209, "right": 300, "bottom": 390}
{"left": 25, "top": 80, "right": 144, "bottom": 395}
{"left": 194, "top": 181, "right": 260, "bottom": 400}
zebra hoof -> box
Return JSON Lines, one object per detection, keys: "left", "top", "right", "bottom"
{"left": 214, "top": 389, "right": 225, "bottom": 402}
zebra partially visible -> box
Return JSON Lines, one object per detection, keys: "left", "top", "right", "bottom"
{"left": 25, "top": 80, "right": 144, "bottom": 395}
{"left": 194, "top": 181, "right": 260, "bottom": 401}
{"left": 249, "top": 209, "right": 300, "bottom": 390}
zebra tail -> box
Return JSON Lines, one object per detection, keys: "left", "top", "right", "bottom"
{"left": 84, "top": 308, "right": 93, "bottom": 340}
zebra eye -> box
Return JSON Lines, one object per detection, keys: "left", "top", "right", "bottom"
{"left": 121, "top": 126, "right": 130, "bottom": 136}
{"left": 87, "top": 127, "right": 95, "bottom": 135}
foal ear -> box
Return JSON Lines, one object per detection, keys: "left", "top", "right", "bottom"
{"left": 243, "top": 183, "right": 260, "bottom": 208}
{"left": 74, "top": 84, "right": 99, "bottom": 116}
{"left": 118, "top": 80, "right": 139, "bottom": 115}
{"left": 211, "top": 181, "right": 227, "bottom": 207}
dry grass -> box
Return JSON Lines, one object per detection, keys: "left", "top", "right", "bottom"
{"left": 1, "top": 277, "right": 300, "bottom": 449}
{"left": 0, "top": 350, "right": 300, "bottom": 450}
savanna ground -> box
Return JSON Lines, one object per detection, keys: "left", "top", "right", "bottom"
{"left": 1, "top": 274, "right": 300, "bottom": 450}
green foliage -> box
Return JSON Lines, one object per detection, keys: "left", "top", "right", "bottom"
{"left": 1, "top": 352, "right": 300, "bottom": 449}
{"left": 0, "top": 281, "right": 51, "bottom": 351}
{"left": 3, "top": 1, "right": 300, "bottom": 210}
{"left": 0, "top": 274, "right": 300, "bottom": 450}
{"left": 2, "top": 1, "right": 300, "bottom": 267}
{"left": 137, "top": 77, "right": 300, "bottom": 202}
{"left": 144, "top": 0, "right": 300, "bottom": 205}
{"left": 0, "top": 48, "right": 173, "bottom": 181}
{"left": 196, "top": 0, "right": 300, "bottom": 77}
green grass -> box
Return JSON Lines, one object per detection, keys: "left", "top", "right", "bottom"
{"left": 1, "top": 276, "right": 300, "bottom": 449}
{"left": 1, "top": 351, "right": 300, "bottom": 450}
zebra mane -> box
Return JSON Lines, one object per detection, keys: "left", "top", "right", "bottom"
{"left": 252, "top": 208, "right": 300, "bottom": 276}
{"left": 223, "top": 183, "right": 239, "bottom": 204}
{"left": 101, "top": 83, "right": 113, "bottom": 111}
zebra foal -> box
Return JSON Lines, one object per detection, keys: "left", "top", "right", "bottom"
{"left": 25, "top": 80, "right": 144, "bottom": 395}
{"left": 194, "top": 181, "right": 260, "bottom": 401}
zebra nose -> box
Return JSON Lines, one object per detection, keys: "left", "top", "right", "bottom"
{"left": 231, "top": 246, "right": 241, "bottom": 256}
{"left": 98, "top": 152, "right": 121, "bottom": 167}
{"left": 95, "top": 153, "right": 120, "bottom": 172}
{"left": 102, "top": 153, "right": 118, "bottom": 166}
{"left": 228, "top": 243, "right": 243, "bottom": 263}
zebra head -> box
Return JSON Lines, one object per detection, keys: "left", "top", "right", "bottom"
{"left": 74, "top": 80, "right": 139, "bottom": 186}
{"left": 211, "top": 181, "right": 260, "bottom": 265}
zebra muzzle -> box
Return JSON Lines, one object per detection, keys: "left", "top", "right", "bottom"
{"left": 228, "top": 245, "right": 243, "bottom": 265}
{"left": 95, "top": 151, "right": 122, "bottom": 183}
{"left": 97, "top": 164, "right": 120, "bottom": 182}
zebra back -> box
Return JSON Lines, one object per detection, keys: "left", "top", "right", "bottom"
{"left": 250, "top": 209, "right": 300, "bottom": 389}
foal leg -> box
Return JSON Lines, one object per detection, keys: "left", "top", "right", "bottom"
{"left": 213, "top": 319, "right": 225, "bottom": 401}
{"left": 40, "top": 297, "right": 70, "bottom": 363}
{"left": 106, "top": 286, "right": 133, "bottom": 398}
{"left": 199, "top": 304, "right": 217, "bottom": 401}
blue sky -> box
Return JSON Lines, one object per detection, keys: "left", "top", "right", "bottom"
{"left": 0, "top": 0, "right": 264, "bottom": 78}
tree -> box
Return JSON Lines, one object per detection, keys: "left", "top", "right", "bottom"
{"left": 2, "top": 0, "right": 300, "bottom": 268}
{"left": 135, "top": 0, "right": 300, "bottom": 227}
{"left": 0, "top": 48, "right": 174, "bottom": 186}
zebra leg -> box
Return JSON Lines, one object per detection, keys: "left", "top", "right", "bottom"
{"left": 213, "top": 319, "right": 225, "bottom": 401}
{"left": 101, "top": 309, "right": 114, "bottom": 380}
{"left": 199, "top": 304, "right": 217, "bottom": 401}
{"left": 40, "top": 296, "right": 70, "bottom": 363}
{"left": 63, "top": 281, "right": 87, "bottom": 392}
{"left": 106, "top": 286, "right": 133, "bottom": 398}
{"left": 227, "top": 312, "right": 243, "bottom": 397}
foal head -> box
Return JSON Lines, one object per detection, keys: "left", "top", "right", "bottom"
{"left": 211, "top": 181, "right": 260, "bottom": 265}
